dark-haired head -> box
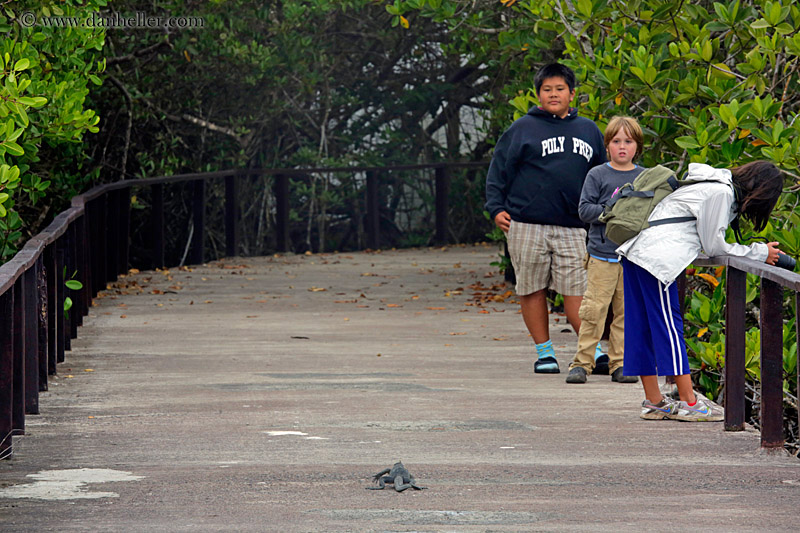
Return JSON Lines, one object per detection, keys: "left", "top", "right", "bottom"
{"left": 730, "top": 161, "right": 784, "bottom": 232}
{"left": 534, "top": 63, "right": 576, "bottom": 94}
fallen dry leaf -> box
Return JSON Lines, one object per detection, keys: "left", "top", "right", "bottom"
{"left": 427, "top": 306, "right": 446, "bottom": 310}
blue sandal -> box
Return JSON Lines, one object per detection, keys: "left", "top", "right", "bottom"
{"left": 534, "top": 356, "right": 560, "bottom": 374}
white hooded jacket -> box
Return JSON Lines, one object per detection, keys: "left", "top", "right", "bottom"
{"left": 616, "top": 163, "right": 768, "bottom": 285}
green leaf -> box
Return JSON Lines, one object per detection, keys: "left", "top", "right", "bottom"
{"left": 675, "top": 136, "right": 701, "bottom": 149}
{"left": 3, "top": 141, "right": 23, "bottom": 156}
{"left": 13, "top": 58, "right": 30, "bottom": 71}
{"left": 65, "top": 280, "right": 83, "bottom": 290}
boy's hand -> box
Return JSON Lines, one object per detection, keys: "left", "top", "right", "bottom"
{"left": 765, "top": 241, "right": 782, "bottom": 265}
{"left": 494, "top": 211, "right": 511, "bottom": 232}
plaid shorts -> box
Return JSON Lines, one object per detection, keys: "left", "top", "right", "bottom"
{"left": 507, "top": 221, "right": 587, "bottom": 296}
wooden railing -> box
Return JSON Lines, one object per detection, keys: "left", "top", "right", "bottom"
{"left": 0, "top": 162, "right": 487, "bottom": 458}
{"left": 1, "top": 162, "right": 798, "bottom": 457}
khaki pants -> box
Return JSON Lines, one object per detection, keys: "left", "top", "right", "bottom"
{"left": 570, "top": 257, "right": 625, "bottom": 373}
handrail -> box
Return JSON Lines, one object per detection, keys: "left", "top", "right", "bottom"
{"left": 693, "top": 255, "right": 799, "bottom": 450}
{"left": 0, "top": 161, "right": 490, "bottom": 459}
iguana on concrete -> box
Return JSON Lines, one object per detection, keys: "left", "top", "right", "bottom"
{"left": 366, "top": 461, "right": 426, "bottom": 492}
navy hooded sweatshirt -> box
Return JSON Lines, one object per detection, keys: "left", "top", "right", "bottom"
{"left": 485, "top": 106, "right": 606, "bottom": 228}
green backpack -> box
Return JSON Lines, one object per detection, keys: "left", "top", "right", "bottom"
{"left": 598, "top": 165, "right": 702, "bottom": 246}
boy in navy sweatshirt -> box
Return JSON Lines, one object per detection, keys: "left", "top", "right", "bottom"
{"left": 485, "top": 63, "right": 606, "bottom": 374}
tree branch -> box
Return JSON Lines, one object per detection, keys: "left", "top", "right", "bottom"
{"left": 106, "top": 39, "right": 173, "bottom": 66}
{"left": 554, "top": 0, "right": 594, "bottom": 61}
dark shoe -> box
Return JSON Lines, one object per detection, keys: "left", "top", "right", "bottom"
{"left": 592, "top": 354, "right": 609, "bottom": 375}
{"left": 534, "top": 356, "right": 560, "bottom": 374}
{"left": 565, "top": 367, "right": 588, "bottom": 384}
{"left": 611, "top": 368, "right": 639, "bottom": 383}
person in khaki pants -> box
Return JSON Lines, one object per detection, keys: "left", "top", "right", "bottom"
{"left": 566, "top": 116, "right": 643, "bottom": 384}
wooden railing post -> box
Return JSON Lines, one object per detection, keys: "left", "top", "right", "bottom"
{"left": 0, "top": 290, "right": 13, "bottom": 459}
{"left": 274, "top": 174, "right": 290, "bottom": 253}
{"left": 75, "top": 213, "right": 90, "bottom": 322}
{"left": 366, "top": 170, "right": 380, "bottom": 249}
{"left": 118, "top": 187, "right": 130, "bottom": 276}
{"left": 36, "top": 257, "right": 48, "bottom": 391}
{"left": 55, "top": 238, "right": 66, "bottom": 364}
{"left": 435, "top": 165, "right": 450, "bottom": 245}
{"left": 759, "top": 278, "right": 784, "bottom": 450}
{"left": 12, "top": 280, "right": 24, "bottom": 437}
{"left": 97, "top": 197, "right": 109, "bottom": 290}
{"left": 152, "top": 183, "right": 165, "bottom": 269}
{"left": 724, "top": 267, "right": 746, "bottom": 431}
{"left": 23, "top": 267, "right": 39, "bottom": 415}
{"left": 66, "top": 223, "right": 78, "bottom": 343}
{"left": 86, "top": 199, "right": 100, "bottom": 296}
{"left": 191, "top": 179, "right": 205, "bottom": 264}
{"left": 225, "top": 173, "right": 240, "bottom": 257}
{"left": 44, "top": 244, "right": 57, "bottom": 375}
{"left": 105, "top": 190, "right": 119, "bottom": 284}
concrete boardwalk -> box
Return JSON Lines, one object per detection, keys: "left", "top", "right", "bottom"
{"left": 1, "top": 244, "right": 798, "bottom": 532}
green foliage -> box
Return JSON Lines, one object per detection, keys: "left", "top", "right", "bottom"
{"left": 63, "top": 266, "right": 83, "bottom": 315}
{"left": 400, "top": 2, "right": 800, "bottom": 392}
{"left": 0, "top": 2, "right": 106, "bottom": 261}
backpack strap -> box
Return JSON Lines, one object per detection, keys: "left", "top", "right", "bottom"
{"left": 648, "top": 216, "right": 696, "bottom": 227}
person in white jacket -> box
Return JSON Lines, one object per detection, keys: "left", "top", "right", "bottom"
{"left": 616, "top": 160, "right": 785, "bottom": 421}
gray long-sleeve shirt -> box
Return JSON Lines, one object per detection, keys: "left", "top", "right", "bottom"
{"left": 579, "top": 163, "right": 645, "bottom": 259}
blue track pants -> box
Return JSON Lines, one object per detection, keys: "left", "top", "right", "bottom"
{"left": 622, "top": 259, "right": 689, "bottom": 377}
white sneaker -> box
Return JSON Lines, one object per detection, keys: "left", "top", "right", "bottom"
{"left": 671, "top": 394, "right": 724, "bottom": 422}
